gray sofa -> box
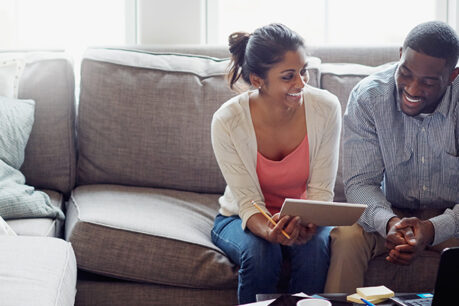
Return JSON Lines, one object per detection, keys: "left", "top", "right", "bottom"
{"left": 3, "top": 46, "right": 441, "bottom": 305}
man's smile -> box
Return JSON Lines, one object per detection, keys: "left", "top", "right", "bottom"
{"left": 403, "top": 91, "right": 422, "bottom": 103}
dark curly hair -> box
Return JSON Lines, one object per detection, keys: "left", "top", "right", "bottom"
{"left": 403, "top": 21, "right": 459, "bottom": 71}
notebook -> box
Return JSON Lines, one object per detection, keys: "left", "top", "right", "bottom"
{"left": 279, "top": 198, "right": 366, "bottom": 226}
{"left": 390, "top": 247, "right": 459, "bottom": 306}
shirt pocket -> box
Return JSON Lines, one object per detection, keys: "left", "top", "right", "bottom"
{"left": 385, "top": 149, "right": 412, "bottom": 182}
{"left": 441, "top": 152, "right": 459, "bottom": 195}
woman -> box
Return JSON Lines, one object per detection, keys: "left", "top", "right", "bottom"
{"left": 211, "top": 23, "right": 341, "bottom": 303}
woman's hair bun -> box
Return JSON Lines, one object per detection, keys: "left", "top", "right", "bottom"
{"left": 228, "top": 32, "right": 250, "bottom": 60}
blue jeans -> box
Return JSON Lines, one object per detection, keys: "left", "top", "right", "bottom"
{"left": 211, "top": 214, "right": 332, "bottom": 304}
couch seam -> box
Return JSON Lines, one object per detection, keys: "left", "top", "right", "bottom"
{"left": 64, "top": 58, "right": 76, "bottom": 194}
{"left": 53, "top": 242, "right": 72, "bottom": 306}
{"left": 82, "top": 58, "right": 228, "bottom": 79}
{"left": 76, "top": 265, "right": 234, "bottom": 290}
{"left": 45, "top": 192, "right": 63, "bottom": 237}
{"left": 94, "top": 47, "right": 230, "bottom": 61}
{"left": 73, "top": 216, "right": 222, "bottom": 252}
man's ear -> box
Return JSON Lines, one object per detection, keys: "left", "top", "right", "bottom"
{"left": 449, "top": 67, "right": 459, "bottom": 84}
{"left": 249, "top": 73, "right": 264, "bottom": 89}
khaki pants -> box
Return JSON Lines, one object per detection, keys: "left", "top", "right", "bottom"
{"left": 324, "top": 209, "right": 459, "bottom": 293}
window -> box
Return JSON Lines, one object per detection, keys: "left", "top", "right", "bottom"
{"left": 0, "top": 1, "right": 457, "bottom": 48}
{"left": 0, "top": 0, "right": 128, "bottom": 103}
{"left": 210, "top": 0, "right": 441, "bottom": 46}
{"left": 0, "top": 0, "right": 126, "bottom": 54}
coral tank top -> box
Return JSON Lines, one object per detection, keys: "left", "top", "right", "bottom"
{"left": 256, "top": 135, "right": 309, "bottom": 215}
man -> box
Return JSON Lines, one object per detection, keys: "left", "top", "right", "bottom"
{"left": 325, "top": 21, "right": 459, "bottom": 293}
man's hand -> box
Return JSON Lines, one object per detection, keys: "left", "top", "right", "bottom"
{"left": 385, "top": 217, "right": 404, "bottom": 250}
{"left": 385, "top": 217, "right": 434, "bottom": 265}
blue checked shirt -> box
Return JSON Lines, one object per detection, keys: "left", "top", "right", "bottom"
{"left": 343, "top": 64, "right": 459, "bottom": 245}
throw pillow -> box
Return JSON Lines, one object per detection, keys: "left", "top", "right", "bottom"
{"left": 0, "top": 58, "right": 25, "bottom": 98}
{"left": 0, "top": 96, "right": 64, "bottom": 220}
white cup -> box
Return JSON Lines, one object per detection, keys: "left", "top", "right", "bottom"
{"left": 297, "top": 298, "right": 332, "bottom": 306}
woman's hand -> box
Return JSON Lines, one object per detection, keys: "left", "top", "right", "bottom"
{"left": 267, "top": 214, "right": 316, "bottom": 246}
{"left": 295, "top": 222, "right": 317, "bottom": 245}
{"left": 246, "top": 213, "right": 317, "bottom": 246}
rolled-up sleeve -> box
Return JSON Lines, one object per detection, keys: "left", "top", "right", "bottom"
{"left": 429, "top": 204, "right": 459, "bottom": 245}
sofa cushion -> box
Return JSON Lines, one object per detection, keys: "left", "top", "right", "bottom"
{"left": 319, "top": 62, "right": 394, "bottom": 202}
{"left": 311, "top": 46, "right": 399, "bottom": 66}
{"left": 0, "top": 236, "right": 77, "bottom": 306}
{"left": 77, "top": 48, "right": 320, "bottom": 194}
{"left": 6, "top": 52, "right": 77, "bottom": 195}
{"left": 77, "top": 49, "right": 233, "bottom": 193}
{"left": 7, "top": 189, "right": 65, "bottom": 237}
{"left": 76, "top": 276, "right": 238, "bottom": 306}
{"left": 66, "top": 184, "right": 237, "bottom": 289}
{"left": 365, "top": 251, "right": 440, "bottom": 292}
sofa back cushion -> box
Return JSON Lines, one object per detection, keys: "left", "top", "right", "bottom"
{"left": 77, "top": 48, "right": 320, "bottom": 194}
{"left": 0, "top": 52, "right": 77, "bottom": 195}
{"left": 77, "top": 49, "right": 232, "bottom": 193}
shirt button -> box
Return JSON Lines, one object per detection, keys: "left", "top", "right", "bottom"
{"left": 421, "top": 156, "right": 425, "bottom": 163}
{"left": 423, "top": 185, "right": 427, "bottom": 191}
{"left": 422, "top": 128, "right": 426, "bottom": 132}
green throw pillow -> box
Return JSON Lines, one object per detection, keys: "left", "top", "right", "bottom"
{"left": 0, "top": 96, "right": 64, "bottom": 220}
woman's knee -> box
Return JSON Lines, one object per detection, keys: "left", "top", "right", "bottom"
{"left": 241, "top": 237, "right": 282, "bottom": 265}
{"left": 302, "top": 226, "right": 332, "bottom": 257}
{"left": 310, "top": 226, "right": 332, "bottom": 246}
{"left": 240, "top": 239, "right": 283, "bottom": 282}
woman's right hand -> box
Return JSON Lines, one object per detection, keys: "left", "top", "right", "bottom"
{"left": 266, "top": 214, "right": 303, "bottom": 246}
{"left": 247, "top": 213, "right": 313, "bottom": 246}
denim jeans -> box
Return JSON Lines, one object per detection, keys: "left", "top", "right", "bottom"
{"left": 211, "top": 214, "right": 332, "bottom": 304}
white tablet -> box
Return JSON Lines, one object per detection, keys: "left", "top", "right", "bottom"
{"left": 279, "top": 198, "right": 367, "bottom": 226}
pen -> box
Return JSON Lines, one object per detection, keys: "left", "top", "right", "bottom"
{"left": 360, "top": 298, "right": 376, "bottom": 306}
{"left": 251, "top": 201, "right": 291, "bottom": 239}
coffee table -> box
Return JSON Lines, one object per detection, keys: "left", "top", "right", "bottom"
{"left": 256, "top": 293, "right": 398, "bottom": 305}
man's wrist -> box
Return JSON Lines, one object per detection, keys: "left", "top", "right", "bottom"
{"left": 386, "top": 216, "right": 401, "bottom": 234}
{"left": 421, "top": 220, "right": 435, "bottom": 246}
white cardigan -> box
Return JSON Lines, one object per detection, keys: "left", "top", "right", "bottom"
{"left": 211, "top": 85, "right": 342, "bottom": 229}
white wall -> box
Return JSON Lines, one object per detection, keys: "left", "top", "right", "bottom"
{"left": 137, "top": 0, "right": 206, "bottom": 44}
{"left": 448, "top": 0, "right": 459, "bottom": 32}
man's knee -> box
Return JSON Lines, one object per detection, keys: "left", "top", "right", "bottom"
{"left": 330, "top": 224, "right": 368, "bottom": 251}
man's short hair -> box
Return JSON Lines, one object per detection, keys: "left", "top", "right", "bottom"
{"left": 403, "top": 21, "right": 459, "bottom": 70}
